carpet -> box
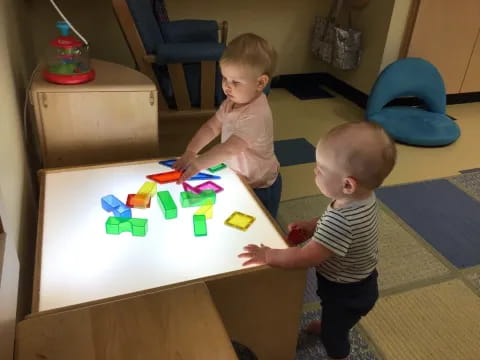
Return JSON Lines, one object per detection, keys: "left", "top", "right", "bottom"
{"left": 277, "top": 195, "right": 452, "bottom": 294}
{"left": 377, "top": 179, "right": 480, "bottom": 268}
{"left": 459, "top": 168, "right": 480, "bottom": 174}
{"left": 449, "top": 170, "right": 480, "bottom": 201}
{"left": 375, "top": 206, "right": 451, "bottom": 292}
{"left": 464, "top": 266, "right": 480, "bottom": 292}
{"left": 296, "top": 308, "right": 378, "bottom": 360}
{"left": 274, "top": 138, "right": 317, "bottom": 167}
{"left": 361, "top": 279, "right": 480, "bottom": 360}
{"left": 278, "top": 173, "right": 480, "bottom": 359}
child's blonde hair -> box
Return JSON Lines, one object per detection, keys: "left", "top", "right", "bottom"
{"left": 323, "top": 122, "right": 397, "bottom": 189}
{"left": 220, "top": 33, "right": 277, "bottom": 78}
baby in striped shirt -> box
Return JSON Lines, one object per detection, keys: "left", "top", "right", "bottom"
{"left": 239, "top": 121, "right": 397, "bottom": 360}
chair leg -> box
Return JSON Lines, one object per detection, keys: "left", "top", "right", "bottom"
{"left": 167, "top": 63, "right": 191, "bottom": 110}
{"left": 201, "top": 61, "right": 217, "bottom": 110}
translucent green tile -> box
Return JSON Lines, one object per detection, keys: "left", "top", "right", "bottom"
{"left": 193, "top": 214, "right": 207, "bottom": 236}
{"left": 180, "top": 190, "right": 216, "bottom": 208}
{"left": 208, "top": 163, "right": 226, "bottom": 172}
{"left": 105, "top": 216, "right": 148, "bottom": 237}
{"left": 105, "top": 216, "right": 128, "bottom": 235}
{"left": 157, "top": 191, "right": 177, "bottom": 219}
{"left": 130, "top": 218, "right": 148, "bottom": 237}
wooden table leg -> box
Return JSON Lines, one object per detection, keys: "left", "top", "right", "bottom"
{"left": 207, "top": 268, "right": 307, "bottom": 360}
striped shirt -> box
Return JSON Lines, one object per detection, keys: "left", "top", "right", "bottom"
{"left": 314, "top": 194, "right": 378, "bottom": 283}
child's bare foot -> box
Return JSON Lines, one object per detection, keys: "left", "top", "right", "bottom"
{"left": 304, "top": 320, "right": 322, "bottom": 335}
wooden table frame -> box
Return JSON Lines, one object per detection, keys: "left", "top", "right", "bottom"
{"left": 31, "top": 159, "right": 306, "bottom": 360}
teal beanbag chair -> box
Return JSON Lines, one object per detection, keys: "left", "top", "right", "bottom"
{"left": 366, "top": 58, "right": 460, "bottom": 146}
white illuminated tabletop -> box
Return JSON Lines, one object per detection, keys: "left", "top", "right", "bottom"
{"left": 35, "top": 160, "right": 287, "bottom": 312}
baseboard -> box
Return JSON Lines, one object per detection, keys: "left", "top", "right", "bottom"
{"left": 272, "top": 73, "right": 480, "bottom": 109}
{"left": 271, "top": 72, "right": 368, "bottom": 108}
{"left": 445, "top": 92, "right": 480, "bottom": 105}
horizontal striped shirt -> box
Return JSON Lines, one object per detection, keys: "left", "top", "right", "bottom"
{"left": 314, "top": 194, "right": 378, "bottom": 283}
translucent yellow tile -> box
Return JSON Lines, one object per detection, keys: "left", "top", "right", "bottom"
{"left": 137, "top": 181, "right": 157, "bottom": 197}
{"left": 195, "top": 200, "right": 213, "bottom": 219}
{"left": 225, "top": 211, "right": 256, "bottom": 231}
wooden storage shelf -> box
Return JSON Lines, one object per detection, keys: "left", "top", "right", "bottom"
{"left": 30, "top": 59, "right": 159, "bottom": 168}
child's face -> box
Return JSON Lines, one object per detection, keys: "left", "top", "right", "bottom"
{"left": 314, "top": 142, "right": 346, "bottom": 200}
{"left": 220, "top": 63, "right": 267, "bottom": 104}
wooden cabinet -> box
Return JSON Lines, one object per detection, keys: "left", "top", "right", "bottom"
{"left": 0, "top": 227, "right": 19, "bottom": 360}
{"left": 405, "top": 0, "right": 480, "bottom": 94}
{"left": 461, "top": 30, "right": 480, "bottom": 93}
{"left": 30, "top": 59, "right": 159, "bottom": 168}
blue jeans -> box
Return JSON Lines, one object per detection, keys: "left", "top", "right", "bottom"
{"left": 253, "top": 174, "right": 282, "bottom": 219}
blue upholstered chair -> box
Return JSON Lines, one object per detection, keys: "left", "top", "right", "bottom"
{"left": 366, "top": 58, "right": 460, "bottom": 146}
{"left": 113, "top": 0, "right": 227, "bottom": 111}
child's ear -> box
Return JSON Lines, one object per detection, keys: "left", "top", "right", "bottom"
{"left": 343, "top": 176, "right": 357, "bottom": 195}
{"left": 257, "top": 74, "right": 269, "bottom": 91}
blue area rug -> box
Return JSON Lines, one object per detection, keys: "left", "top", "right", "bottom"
{"left": 377, "top": 179, "right": 480, "bottom": 268}
{"left": 274, "top": 138, "right": 316, "bottom": 167}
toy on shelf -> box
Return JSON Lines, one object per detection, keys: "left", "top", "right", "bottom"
{"left": 195, "top": 200, "right": 213, "bottom": 219}
{"left": 126, "top": 193, "right": 151, "bottom": 208}
{"left": 180, "top": 190, "right": 216, "bottom": 208}
{"left": 208, "top": 163, "right": 226, "bottom": 173}
{"left": 105, "top": 217, "right": 148, "bottom": 236}
{"left": 101, "top": 194, "right": 131, "bottom": 218}
{"left": 43, "top": 21, "right": 95, "bottom": 84}
{"left": 157, "top": 191, "right": 177, "bottom": 219}
{"left": 193, "top": 214, "right": 207, "bottom": 236}
{"left": 225, "top": 211, "right": 256, "bottom": 231}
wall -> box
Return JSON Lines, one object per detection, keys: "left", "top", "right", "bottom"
{"left": 0, "top": 0, "right": 37, "bottom": 351}
{"left": 30, "top": 0, "right": 135, "bottom": 68}
{"left": 29, "top": 0, "right": 400, "bottom": 95}
{"left": 165, "top": 0, "right": 331, "bottom": 75}
{"left": 168, "top": 0, "right": 397, "bottom": 94}
{"left": 380, "top": 0, "right": 413, "bottom": 70}
{"left": 30, "top": 0, "right": 330, "bottom": 75}
{"left": 314, "top": 0, "right": 396, "bottom": 93}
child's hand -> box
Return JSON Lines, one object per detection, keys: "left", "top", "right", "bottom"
{"left": 238, "top": 244, "right": 271, "bottom": 266}
{"left": 173, "top": 150, "right": 196, "bottom": 172}
{"left": 288, "top": 220, "right": 317, "bottom": 238}
{"left": 286, "top": 228, "right": 310, "bottom": 247}
{"left": 176, "top": 159, "right": 200, "bottom": 184}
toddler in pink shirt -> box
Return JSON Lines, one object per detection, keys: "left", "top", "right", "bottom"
{"left": 174, "top": 33, "right": 281, "bottom": 217}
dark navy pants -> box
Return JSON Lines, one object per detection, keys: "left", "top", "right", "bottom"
{"left": 253, "top": 174, "right": 282, "bottom": 219}
{"left": 316, "top": 270, "right": 379, "bottom": 359}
